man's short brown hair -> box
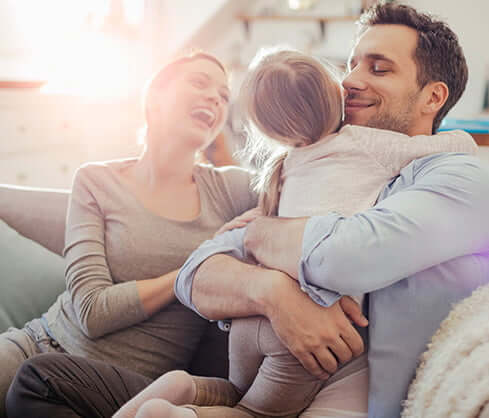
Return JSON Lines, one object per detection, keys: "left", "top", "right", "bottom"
{"left": 358, "top": 2, "right": 468, "bottom": 133}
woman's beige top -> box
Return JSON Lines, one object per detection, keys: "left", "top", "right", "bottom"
{"left": 43, "top": 159, "right": 257, "bottom": 378}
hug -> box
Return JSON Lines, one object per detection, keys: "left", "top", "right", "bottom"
{"left": 2, "top": 3, "right": 489, "bottom": 418}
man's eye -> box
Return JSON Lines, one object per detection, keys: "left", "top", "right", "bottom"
{"left": 372, "top": 67, "right": 389, "bottom": 74}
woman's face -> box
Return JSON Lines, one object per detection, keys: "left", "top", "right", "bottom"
{"left": 146, "top": 58, "right": 231, "bottom": 151}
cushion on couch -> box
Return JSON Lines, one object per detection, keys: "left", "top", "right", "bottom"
{"left": 0, "top": 184, "right": 68, "bottom": 256}
{"left": 0, "top": 220, "right": 65, "bottom": 331}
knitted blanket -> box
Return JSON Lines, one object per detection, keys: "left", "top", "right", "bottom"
{"left": 401, "top": 284, "right": 489, "bottom": 418}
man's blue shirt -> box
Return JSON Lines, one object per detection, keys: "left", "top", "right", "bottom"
{"left": 175, "top": 153, "right": 489, "bottom": 418}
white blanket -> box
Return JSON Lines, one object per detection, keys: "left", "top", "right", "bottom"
{"left": 402, "top": 284, "right": 489, "bottom": 417}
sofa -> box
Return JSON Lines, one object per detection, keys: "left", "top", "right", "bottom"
{"left": 0, "top": 185, "right": 67, "bottom": 331}
{"left": 1, "top": 183, "right": 489, "bottom": 417}
{"left": 0, "top": 184, "right": 229, "bottom": 379}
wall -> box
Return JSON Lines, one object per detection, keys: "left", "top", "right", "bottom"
{"left": 208, "top": 0, "right": 489, "bottom": 162}
{"left": 0, "top": 0, "right": 234, "bottom": 188}
{"left": 212, "top": 0, "right": 489, "bottom": 119}
{"left": 163, "top": 0, "right": 230, "bottom": 56}
{"left": 0, "top": 90, "right": 141, "bottom": 188}
{"left": 405, "top": 0, "right": 489, "bottom": 119}
{"left": 1, "top": 0, "right": 488, "bottom": 188}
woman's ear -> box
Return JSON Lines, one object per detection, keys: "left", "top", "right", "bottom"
{"left": 421, "top": 81, "right": 449, "bottom": 116}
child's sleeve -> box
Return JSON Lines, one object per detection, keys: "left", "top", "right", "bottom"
{"left": 355, "top": 126, "right": 478, "bottom": 177}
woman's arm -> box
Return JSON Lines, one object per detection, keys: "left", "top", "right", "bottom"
{"left": 65, "top": 166, "right": 176, "bottom": 339}
{"left": 137, "top": 271, "right": 177, "bottom": 316}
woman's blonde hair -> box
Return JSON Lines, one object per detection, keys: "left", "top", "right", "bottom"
{"left": 239, "top": 47, "right": 343, "bottom": 215}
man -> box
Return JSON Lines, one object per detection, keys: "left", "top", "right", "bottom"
{"left": 174, "top": 3, "right": 489, "bottom": 417}
{"left": 6, "top": 3, "right": 489, "bottom": 418}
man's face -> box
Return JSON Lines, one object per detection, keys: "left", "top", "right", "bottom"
{"left": 343, "top": 24, "right": 424, "bottom": 135}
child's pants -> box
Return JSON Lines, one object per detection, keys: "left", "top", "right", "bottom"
{"left": 186, "top": 316, "right": 368, "bottom": 417}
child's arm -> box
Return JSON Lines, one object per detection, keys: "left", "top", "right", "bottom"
{"left": 347, "top": 125, "right": 478, "bottom": 177}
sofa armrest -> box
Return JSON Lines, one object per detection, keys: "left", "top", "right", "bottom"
{"left": 0, "top": 184, "right": 69, "bottom": 256}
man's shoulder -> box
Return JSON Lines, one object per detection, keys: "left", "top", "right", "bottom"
{"left": 381, "top": 153, "right": 489, "bottom": 201}
{"left": 410, "top": 152, "right": 489, "bottom": 176}
{"left": 404, "top": 153, "right": 489, "bottom": 198}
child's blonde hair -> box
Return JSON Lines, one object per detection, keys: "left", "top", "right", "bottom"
{"left": 239, "top": 47, "right": 343, "bottom": 215}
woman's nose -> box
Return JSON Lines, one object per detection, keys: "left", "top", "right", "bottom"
{"left": 205, "top": 89, "right": 221, "bottom": 106}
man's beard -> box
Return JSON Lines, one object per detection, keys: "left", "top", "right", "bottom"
{"left": 364, "top": 91, "right": 421, "bottom": 135}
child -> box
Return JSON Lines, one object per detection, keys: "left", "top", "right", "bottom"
{"left": 114, "top": 48, "right": 478, "bottom": 418}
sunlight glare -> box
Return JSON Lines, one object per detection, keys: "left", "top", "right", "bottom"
{"left": 11, "top": 0, "right": 145, "bottom": 99}
{"left": 123, "top": 0, "right": 145, "bottom": 25}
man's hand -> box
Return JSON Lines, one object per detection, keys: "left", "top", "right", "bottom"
{"left": 244, "top": 216, "right": 308, "bottom": 279}
{"left": 263, "top": 274, "right": 368, "bottom": 379}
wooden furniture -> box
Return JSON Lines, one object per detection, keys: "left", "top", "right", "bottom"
{"left": 236, "top": 14, "right": 358, "bottom": 39}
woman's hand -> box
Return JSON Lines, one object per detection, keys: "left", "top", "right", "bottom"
{"left": 214, "top": 207, "right": 263, "bottom": 237}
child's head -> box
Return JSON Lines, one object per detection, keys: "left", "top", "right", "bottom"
{"left": 240, "top": 48, "right": 343, "bottom": 148}
{"left": 240, "top": 48, "right": 344, "bottom": 216}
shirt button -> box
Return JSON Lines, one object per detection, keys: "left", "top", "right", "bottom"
{"left": 300, "top": 286, "right": 307, "bottom": 293}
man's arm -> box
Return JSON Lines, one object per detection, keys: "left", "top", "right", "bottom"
{"left": 195, "top": 254, "right": 367, "bottom": 377}
{"left": 245, "top": 154, "right": 489, "bottom": 295}
{"left": 174, "top": 227, "right": 368, "bottom": 378}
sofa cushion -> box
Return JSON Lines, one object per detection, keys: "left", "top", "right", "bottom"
{"left": 0, "top": 220, "right": 65, "bottom": 331}
{"left": 0, "top": 185, "right": 69, "bottom": 255}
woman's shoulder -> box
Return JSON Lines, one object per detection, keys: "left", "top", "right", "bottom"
{"left": 78, "top": 157, "right": 136, "bottom": 173}
{"left": 195, "top": 163, "right": 255, "bottom": 185}
{"left": 75, "top": 158, "right": 137, "bottom": 178}
{"left": 72, "top": 158, "right": 137, "bottom": 192}
{"left": 194, "top": 163, "right": 258, "bottom": 217}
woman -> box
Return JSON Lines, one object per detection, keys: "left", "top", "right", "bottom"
{"left": 1, "top": 51, "right": 257, "bottom": 418}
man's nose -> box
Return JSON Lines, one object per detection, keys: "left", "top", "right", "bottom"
{"left": 342, "top": 68, "right": 368, "bottom": 92}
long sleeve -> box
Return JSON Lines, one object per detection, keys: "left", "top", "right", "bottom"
{"left": 299, "top": 153, "right": 489, "bottom": 296}
{"left": 175, "top": 227, "right": 247, "bottom": 317}
{"left": 349, "top": 125, "right": 478, "bottom": 177}
{"left": 64, "top": 166, "right": 147, "bottom": 339}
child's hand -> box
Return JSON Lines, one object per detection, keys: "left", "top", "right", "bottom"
{"left": 214, "top": 207, "right": 263, "bottom": 237}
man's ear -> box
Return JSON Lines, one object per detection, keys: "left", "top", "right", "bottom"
{"left": 421, "top": 81, "right": 449, "bottom": 116}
